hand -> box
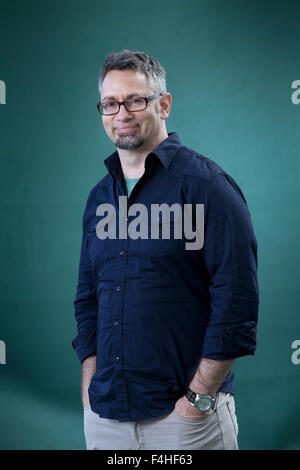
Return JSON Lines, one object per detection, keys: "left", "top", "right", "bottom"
{"left": 174, "top": 396, "right": 213, "bottom": 419}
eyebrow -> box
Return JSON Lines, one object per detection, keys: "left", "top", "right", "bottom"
{"left": 101, "top": 93, "right": 144, "bottom": 102}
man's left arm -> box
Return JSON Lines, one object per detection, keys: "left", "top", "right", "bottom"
{"left": 176, "top": 173, "right": 259, "bottom": 418}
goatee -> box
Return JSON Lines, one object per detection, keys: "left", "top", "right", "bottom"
{"left": 115, "top": 135, "right": 144, "bottom": 150}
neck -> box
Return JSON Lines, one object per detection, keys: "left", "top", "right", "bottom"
{"left": 117, "top": 129, "right": 168, "bottom": 178}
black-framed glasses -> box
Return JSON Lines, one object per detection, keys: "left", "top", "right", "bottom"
{"left": 97, "top": 92, "right": 163, "bottom": 116}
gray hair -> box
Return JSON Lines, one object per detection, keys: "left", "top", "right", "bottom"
{"left": 98, "top": 50, "right": 167, "bottom": 95}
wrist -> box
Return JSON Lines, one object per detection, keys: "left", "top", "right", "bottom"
{"left": 82, "top": 398, "right": 90, "bottom": 407}
{"left": 185, "top": 388, "right": 217, "bottom": 413}
{"left": 189, "top": 378, "right": 216, "bottom": 396}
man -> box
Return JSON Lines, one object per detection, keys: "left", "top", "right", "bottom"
{"left": 72, "top": 50, "right": 259, "bottom": 450}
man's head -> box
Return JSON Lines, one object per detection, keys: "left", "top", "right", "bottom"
{"left": 98, "top": 50, "right": 172, "bottom": 152}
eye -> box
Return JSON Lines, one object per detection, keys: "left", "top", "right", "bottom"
{"left": 103, "top": 101, "right": 117, "bottom": 110}
{"left": 129, "top": 98, "right": 144, "bottom": 105}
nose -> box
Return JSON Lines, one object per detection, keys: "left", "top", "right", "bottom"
{"left": 116, "top": 103, "right": 132, "bottom": 119}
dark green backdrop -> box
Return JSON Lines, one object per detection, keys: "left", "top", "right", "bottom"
{"left": 0, "top": 0, "right": 299, "bottom": 450}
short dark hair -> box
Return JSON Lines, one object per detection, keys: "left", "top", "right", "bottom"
{"left": 98, "top": 50, "right": 167, "bottom": 94}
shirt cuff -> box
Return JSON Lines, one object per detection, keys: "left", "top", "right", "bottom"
{"left": 201, "top": 321, "right": 257, "bottom": 359}
{"left": 72, "top": 328, "right": 97, "bottom": 364}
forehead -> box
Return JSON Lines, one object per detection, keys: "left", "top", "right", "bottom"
{"left": 100, "top": 69, "right": 151, "bottom": 100}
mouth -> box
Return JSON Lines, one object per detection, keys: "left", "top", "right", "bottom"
{"left": 116, "top": 125, "right": 138, "bottom": 134}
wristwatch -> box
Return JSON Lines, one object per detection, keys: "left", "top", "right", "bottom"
{"left": 185, "top": 388, "right": 216, "bottom": 413}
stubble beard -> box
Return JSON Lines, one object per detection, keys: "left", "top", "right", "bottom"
{"left": 115, "top": 134, "right": 145, "bottom": 150}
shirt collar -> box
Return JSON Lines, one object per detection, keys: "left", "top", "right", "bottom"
{"left": 104, "top": 132, "right": 182, "bottom": 180}
{"left": 150, "top": 132, "right": 182, "bottom": 169}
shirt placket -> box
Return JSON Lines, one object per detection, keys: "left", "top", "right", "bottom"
{"left": 107, "top": 158, "right": 157, "bottom": 420}
{"left": 108, "top": 176, "right": 130, "bottom": 419}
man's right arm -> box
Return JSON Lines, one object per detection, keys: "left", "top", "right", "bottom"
{"left": 81, "top": 354, "right": 97, "bottom": 407}
{"left": 72, "top": 191, "right": 99, "bottom": 405}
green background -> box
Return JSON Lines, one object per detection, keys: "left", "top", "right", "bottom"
{"left": 0, "top": 0, "right": 299, "bottom": 450}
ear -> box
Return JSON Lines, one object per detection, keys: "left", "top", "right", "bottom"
{"left": 160, "top": 93, "right": 172, "bottom": 120}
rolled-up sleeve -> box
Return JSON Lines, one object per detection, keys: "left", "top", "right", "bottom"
{"left": 72, "top": 193, "right": 98, "bottom": 363}
{"left": 201, "top": 173, "right": 259, "bottom": 359}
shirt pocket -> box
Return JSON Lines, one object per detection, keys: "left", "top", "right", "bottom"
{"left": 139, "top": 213, "right": 181, "bottom": 258}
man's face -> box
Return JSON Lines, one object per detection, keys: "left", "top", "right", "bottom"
{"left": 100, "top": 69, "right": 165, "bottom": 151}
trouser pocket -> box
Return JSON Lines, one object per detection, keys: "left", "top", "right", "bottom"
{"left": 216, "top": 393, "right": 239, "bottom": 450}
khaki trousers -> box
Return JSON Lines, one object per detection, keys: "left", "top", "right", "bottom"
{"left": 83, "top": 392, "right": 238, "bottom": 450}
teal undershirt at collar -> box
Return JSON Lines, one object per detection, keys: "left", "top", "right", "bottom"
{"left": 124, "top": 177, "right": 140, "bottom": 198}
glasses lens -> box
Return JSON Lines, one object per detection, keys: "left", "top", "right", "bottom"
{"left": 100, "top": 101, "right": 119, "bottom": 115}
{"left": 125, "top": 98, "right": 147, "bottom": 112}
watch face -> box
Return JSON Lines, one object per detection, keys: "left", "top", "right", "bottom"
{"left": 195, "top": 396, "right": 212, "bottom": 412}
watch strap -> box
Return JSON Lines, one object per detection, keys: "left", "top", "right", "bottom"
{"left": 185, "top": 388, "right": 197, "bottom": 403}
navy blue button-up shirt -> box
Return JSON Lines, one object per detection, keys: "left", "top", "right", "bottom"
{"left": 72, "top": 132, "right": 259, "bottom": 422}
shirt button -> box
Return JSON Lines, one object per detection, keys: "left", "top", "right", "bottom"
{"left": 115, "top": 356, "right": 120, "bottom": 362}
{"left": 114, "top": 321, "right": 119, "bottom": 327}
{"left": 120, "top": 250, "right": 125, "bottom": 256}
{"left": 116, "top": 286, "right": 122, "bottom": 292}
